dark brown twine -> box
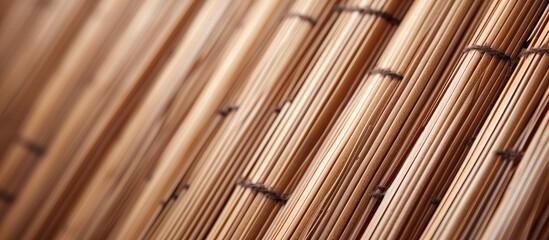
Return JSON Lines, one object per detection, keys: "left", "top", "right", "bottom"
{"left": 368, "top": 68, "right": 404, "bottom": 80}
{"left": 371, "top": 184, "right": 389, "bottom": 199}
{"left": 463, "top": 45, "right": 512, "bottom": 61}
{"left": 217, "top": 106, "right": 238, "bottom": 117}
{"left": 496, "top": 150, "right": 523, "bottom": 163}
{"left": 465, "top": 136, "right": 476, "bottom": 147}
{"left": 0, "top": 189, "right": 15, "bottom": 204}
{"left": 505, "top": 47, "right": 549, "bottom": 81}
{"left": 518, "top": 47, "right": 549, "bottom": 58}
{"left": 335, "top": 5, "right": 401, "bottom": 25}
{"left": 286, "top": 12, "right": 317, "bottom": 26}
{"left": 237, "top": 178, "right": 288, "bottom": 203}
{"left": 274, "top": 98, "right": 293, "bottom": 113}
{"left": 14, "top": 135, "right": 46, "bottom": 156}
{"left": 429, "top": 197, "right": 441, "bottom": 206}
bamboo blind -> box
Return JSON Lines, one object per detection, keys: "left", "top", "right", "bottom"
{"left": 0, "top": 0, "right": 547, "bottom": 239}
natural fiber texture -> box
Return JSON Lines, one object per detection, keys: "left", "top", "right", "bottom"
{"left": 0, "top": 0, "right": 547, "bottom": 239}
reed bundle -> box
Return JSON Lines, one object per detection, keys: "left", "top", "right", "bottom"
{"left": 0, "top": 0, "right": 547, "bottom": 239}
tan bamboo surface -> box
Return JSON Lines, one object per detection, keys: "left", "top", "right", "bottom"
{"left": 261, "top": 0, "right": 488, "bottom": 238}
{"left": 363, "top": 0, "right": 547, "bottom": 239}
{"left": 57, "top": 1, "right": 289, "bottom": 239}
{"left": 0, "top": 0, "right": 97, "bottom": 156}
{"left": 208, "top": 0, "right": 413, "bottom": 238}
{"left": 0, "top": 0, "right": 548, "bottom": 239}
{"left": 0, "top": 0, "right": 206, "bottom": 238}
{"left": 422, "top": 9, "right": 549, "bottom": 238}
{"left": 145, "top": 0, "right": 415, "bottom": 238}
{"left": 0, "top": 0, "right": 145, "bottom": 219}
{"left": 483, "top": 111, "right": 549, "bottom": 239}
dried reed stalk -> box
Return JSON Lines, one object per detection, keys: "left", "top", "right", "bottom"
{"left": 423, "top": 8, "right": 549, "bottom": 239}
{"left": 363, "top": 0, "right": 546, "bottom": 238}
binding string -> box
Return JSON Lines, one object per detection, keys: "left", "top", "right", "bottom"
{"left": 495, "top": 150, "right": 523, "bottom": 163}
{"left": 518, "top": 47, "right": 549, "bottom": 58}
{"left": 371, "top": 184, "right": 389, "bottom": 200}
{"left": 274, "top": 99, "right": 293, "bottom": 113}
{"left": 237, "top": 178, "right": 288, "bottom": 203}
{"left": 465, "top": 136, "right": 476, "bottom": 146}
{"left": 335, "top": 5, "right": 401, "bottom": 25}
{"left": 217, "top": 106, "right": 238, "bottom": 117}
{"left": 14, "top": 135, "right": 46, "bottom": 156}
{"left": 368, "top": 68, "right": 404, "bottom": 80}
{"left": 286, "top": 12, "right": 317, "bottom": 26}
{"left": 159, "top": 184, "right": 189, "bottom": 206}
{"left": 429, "top": 197, "right": 441, "bottom": 206}
{"left": 506, "top": 46, "right": 549, "bottom": 81}
{"left": 463, "top": 45, "right": 512, "bottom": 61}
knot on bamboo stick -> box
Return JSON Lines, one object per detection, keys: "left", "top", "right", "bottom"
{"left": 14, "top": 135, "right": 46, "bottom": 156}
{"left": 237, "top": 178, "right": 288, "bottom": 204}
{"left": 334, "top": 5, "right": 401, "bottom": 25}
{"left": 368, "top": 68, "right": 404, "bottom": 80}
{"left": 217, "top": 106, "right": 238, "bottom": 117}
{"left": 463, "top": 45, "right": 512, "bottom": 61}
{"left": 495, "top": 150, "right": 523, "bottom": 163}
{"left": 0, "top": 189, "right": 15, "bottom": 204}
{"left": 286, "top": 12, "right": 317, "bottom": 26}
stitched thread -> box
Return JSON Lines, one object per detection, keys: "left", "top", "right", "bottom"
{"left": 496, "top": 150, "right": 523, "bottom": 163}
{"left": 335, "top": 5, "right": 401, "bottom": 25}
{"left": 368, "top": 68, "right": 404, "bottom": 80}
{"left": 463, "top": 45, "right": 512, "bottom": 61}
{"left": 518, "top": 47, "right": 549, "bottom": 58}
{"left": 237, "top": 178, "right": 288, "bottom": 203}
{"left": 217, "top": 106, "right": 238, "bottom": 116}
{"left": 274, "top": 99, "right": 293, "bottom": 113}
{"left": 15, "top": 135, "right": 46, "bottom": 156}
{"left": 465, "top": 136, "right": 476, "bottom": 146}
{"left": 371, "top": 185, "right": 389, "bottom": 199}
{"left": 0, "top": 190, "right": 15, "bottom": 204}
{"left": 286, "top": 12, "right": 317, "bottom": 26}
{"left": 429, "top": 197, "right": 441, "bottom": 206}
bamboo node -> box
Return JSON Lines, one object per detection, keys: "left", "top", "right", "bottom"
{"left": 286, "top": 12, "right": 317, "bottom": 26}
{"left": 14, "top": 135, "right": 46, "bottom": 156}
{"left": 463, "top": 45, "right": 512, "bottom": 61}
{"left": 495, "top": 150, "right": 523, "bottom": 163}
{"left": 368, "top": 68, "right": 404, "bottom": 80}
{"left": 237, "top": 178, "right": 288, "bottom": 203}
{"left": 334, "top": 5, "right": 401, "bottom": 25}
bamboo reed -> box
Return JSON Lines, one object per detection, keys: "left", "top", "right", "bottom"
{"left": 0, "top": 0, "right": 546, "bottom": 239}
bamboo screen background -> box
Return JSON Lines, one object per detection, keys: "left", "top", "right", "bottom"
{"left": 0, "top": 0, "right": 547, "bottom": 239}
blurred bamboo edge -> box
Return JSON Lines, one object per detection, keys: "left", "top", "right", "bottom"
{"left": 0, "top": 0, "right": 547, "bottom": 239}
